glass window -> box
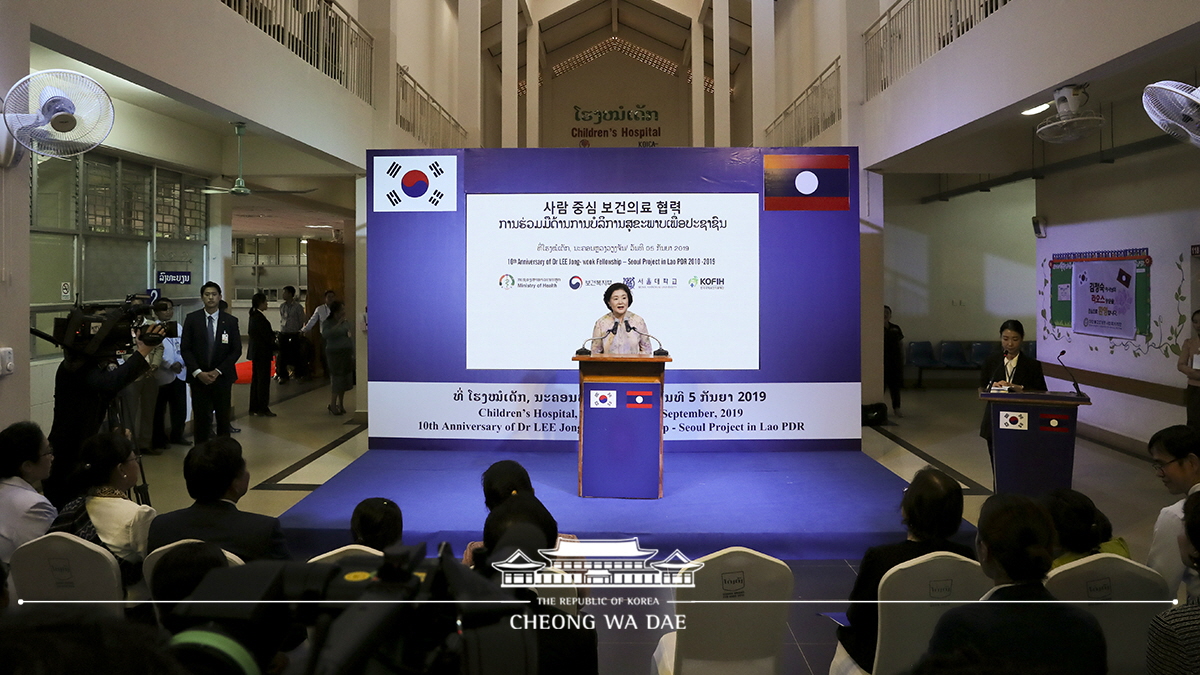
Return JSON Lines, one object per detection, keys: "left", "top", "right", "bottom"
{"left": 156, "top": 169, "right": 182, "bottom": 239}
{"left": 31, "top": 310, "right": 70, "bottom": 359}
{"left": 83, "top": 157, "right": 117, "bottom": 234}
{"left": 154, "top": 239, "right": 206, "bottom": 302}
{"left": 34, "top": 156, "right": 77, "bottom": 231}
{"left": 279, "top": 237, "right": 300, "bottom": 265}
{"left": 181, "top": 175, "right": 207, "bottom": 241}
{"left": 30, "top": 233, "right": 76, "bottom": 305}
{"left": 83, "top": 236, "right": 149, "bottom": 302}
{"left": 120, "top": 162, "right": 152, "bottom": 236}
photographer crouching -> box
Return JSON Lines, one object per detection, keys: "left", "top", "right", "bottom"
{"left": 42, "top": 305, "right": 168, "bottom": 509}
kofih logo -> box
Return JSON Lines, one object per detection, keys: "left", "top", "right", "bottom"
{"left": 499, "top": 274, "right": 515, "bottom": 289}
{"left": 492, "top": 536, "right": 703, "bottom": 588}
{"left": 691, "top": 276, "right": 724, "bottom": 289}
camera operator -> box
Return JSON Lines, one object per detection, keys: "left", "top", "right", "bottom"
{"left": 44, "top": 321, "right": 166, "bottom": 509}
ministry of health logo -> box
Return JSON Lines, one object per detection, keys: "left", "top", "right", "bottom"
{"left": 491, "top": 537, "right": 704, "bottom": 588}
{"left": 499, "top": 274, "right": 515, "bottom": 289}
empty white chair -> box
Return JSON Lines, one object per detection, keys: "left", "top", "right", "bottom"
{"left": 307, "top": 543, "right": 384, "bottom": 564}
{"left": 864, "top": 551, "right": 992, "bottom": 675}
{"left": 9, "top": 532, "right": 124, "bottom": 617}
{"left": 654, "top": 546, "right": 794, "bottom": 675}
{"left": 1045, "top": 553, "right": 1171, "bottom": 675}
{"left": 143, "top": 538, "right": 245, "bottom": 589}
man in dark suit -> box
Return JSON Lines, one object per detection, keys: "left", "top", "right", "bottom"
{"left": 181, "top": 281, "right": 242, "bottom": 443}
{"left": 147, "top": 437, "right": 290, "bottom": 561}
{"left": 247, "top": 292, "right": 276, "bottom": 417}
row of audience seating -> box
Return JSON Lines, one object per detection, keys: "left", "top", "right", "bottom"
{"left": 905, "top": 340, "right": 1038, "bottom": 386}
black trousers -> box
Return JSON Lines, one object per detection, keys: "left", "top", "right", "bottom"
{"left": 153, "top": 378, "right": 187, "bottom": 444}
{"left": 1188, "top": 385, "right": 1200, "bottom": 430}
{"left": 249, "top": 358, "right": 272, "bottom": 413}
{"left": 190, "top": 379, "right": 232, "bottom": 443}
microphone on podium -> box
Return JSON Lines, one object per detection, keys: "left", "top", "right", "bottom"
{"left": 1056, "top": 350, "right": 1085, "bottom": 397}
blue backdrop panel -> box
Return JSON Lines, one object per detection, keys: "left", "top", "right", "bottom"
{"left": 581, "top": 383, "right": 662, "bottom": 498}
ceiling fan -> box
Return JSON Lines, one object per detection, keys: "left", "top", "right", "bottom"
{"left": 202, "top": 122, "right": 316, "bottom": 196}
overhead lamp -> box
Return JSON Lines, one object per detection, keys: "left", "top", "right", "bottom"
{"left": 305, "top": 225, "right": 333, "bottom": 228}
{"left": 1021, "top": 102, "right": 1051, "bottom": 116}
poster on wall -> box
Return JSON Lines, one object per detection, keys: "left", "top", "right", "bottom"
{"left": 1050, "top": 249, "right": 1150, "bottom": 336}
{"left": 366, "top": 148, "right": 861, "bottom": 451}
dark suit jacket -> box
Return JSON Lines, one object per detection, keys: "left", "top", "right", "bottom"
{"left": 838, "top": 538, "right": 977, "bottom": 671}
{"left": 979, "top": 352, "right": 1048, "bottom": 439}
{"left": 180, "top": 308, "right": 242, "bottom": 384}
{"left": 922, "top": 582, "right": 1106, "bottom": 675}
{"left": 147, "top": 500, "right": 291, "bottom": 562}
{"left": 247, "top": 309, "right": 274, "bottom": 362}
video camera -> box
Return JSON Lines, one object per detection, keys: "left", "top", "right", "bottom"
{"left": 47, "top": 293, "right": 178, "bottom": 359}
{"left": 168, "top": 543, "right": 536, "bottom": 675}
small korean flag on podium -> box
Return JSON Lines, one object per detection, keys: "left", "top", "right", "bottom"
{"left": 373, "top": 155, "right": 458, "bottom": 212}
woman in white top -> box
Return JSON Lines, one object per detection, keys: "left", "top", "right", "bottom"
{"left": 50, "top": 432, "right": 156, "bottom": 600}
{"left": 0, "top": 421, "right": 56, "bottom": 564}
{"left": 591, "top": 282, "right": 652, "bottom": 355}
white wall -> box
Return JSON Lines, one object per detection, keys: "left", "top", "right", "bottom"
{"left": 857, "top": 0, "right": 1200, "bottom": 169}
{"left": 32, "top": 0, "right": 374, "bottom": 170}
{"left": 1036, "top": 144, "right": 1199, "bottom": 441}
{"left": 394, "top": 0, "right": 460, "bottom": 115}
{"left": 884, "top": 174, "right": 1038, "bottom": 346}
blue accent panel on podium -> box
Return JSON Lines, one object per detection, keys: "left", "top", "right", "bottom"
{"left": 582, "top": 383, "right": 661, "bottom": 498}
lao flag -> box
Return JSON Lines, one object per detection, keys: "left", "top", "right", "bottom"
{"left": 626, "top": 390, "right": 654, "bottom": 409}
{"left": 763, "top": 154, "right": 850, "bottom": 211}
{"left": 373, "top": 154, "right": 458, "bottom": 212}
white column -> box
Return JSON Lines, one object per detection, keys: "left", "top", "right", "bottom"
{"left": 691, "top": 12, "right": 705, "bottom": 147}
{"left": 526, "top": 15, "right": 539, "bottom": 148}
{"left": 751, "top": 0, "right": 775, "bottom": 147}
{"left": 502, "top": 0, "right": 519, "bottom": 148}
{"left": 713, "top": 0, "right": 730, "bottom": 147}
{"left": 458, "top": 0, "right": 482, "bottom": 146}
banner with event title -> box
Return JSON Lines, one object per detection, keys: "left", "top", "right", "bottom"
{"left": 367, "top": 148, "right": 861, "bottom": 451}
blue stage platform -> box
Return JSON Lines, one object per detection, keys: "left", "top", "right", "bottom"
{"left": 279, "top": 448, "right": 929, "bottom": 562}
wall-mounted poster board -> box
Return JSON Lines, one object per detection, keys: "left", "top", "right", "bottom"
{"left": 1049, "top": 248, "right": 1151, "bottom": 337}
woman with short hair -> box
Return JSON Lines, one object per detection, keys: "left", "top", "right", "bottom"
{"left": 833, "top": 466, "right": 974, "bottom": 673}
{"left": 0, "top": 422, "right": 56, "bottom": 563}
{"left": 591, "top": 282, "right": 651, "bottom": 355}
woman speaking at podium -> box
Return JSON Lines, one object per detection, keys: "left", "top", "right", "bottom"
{"left": 591, "top": 282, "right": 651, "bottom": 355}
{"left": 979, "top": 319, "right": 1047, "bottom": 463}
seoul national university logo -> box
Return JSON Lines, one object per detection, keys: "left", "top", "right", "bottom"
{"left": 491, "top": 536, "right": 704, "bottom": 588}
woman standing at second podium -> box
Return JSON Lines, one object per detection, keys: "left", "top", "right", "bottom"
{"left": 979, "top": 319, "right": 1047, "bottom": 466}
{"left": 592, "top": 282, "right": 651, "bottom": 355}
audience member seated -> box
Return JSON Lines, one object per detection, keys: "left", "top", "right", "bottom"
{"left": 148, "top": 438, "right": 290, "bottom": 561}
{"left": 1, "top": 561, "right": 9, "bottom": 612}
{"left": 351, "top": 497, "right": 403, "bottom": 550}
{"left": 0, "top": 605, "right": 189, "bottom": 675}
{"left": 1146, "top": 491, "right": 1200, "bottom": 675}
{"left": 465, "top": 460, "right": 559, "bottom": 567}
{"left": 1042, "top": 488, "right": 1129, "bottom": 568}
{"left": 915, "top": 493, "right": 1107, "bottom": 675}
{"left": 474, "top": 493, "right": 560, "bottom": 576}
{"left": 49, "top": 432, "right": 156, "bottom": 600}
{"left": 834, "top": 466, "right": 975, "bottom": 673}
{"left": 1147, "top": 425, "right": 1200, "bottom": 599}
{"left": 148, "top": 540, "right": 230, "bottom": 635}
{"left": 0, "top": 421, "right": 57, "bottom": 564}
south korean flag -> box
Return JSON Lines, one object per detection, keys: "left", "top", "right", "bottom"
{"left": 373, "top": 154, "right": 458, "bottom": 212}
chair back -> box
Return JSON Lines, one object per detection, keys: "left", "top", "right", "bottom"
{"left": 968, "top": 342, "right": 997, "bottom": 368}
{"left": 873, "top": 551, "right": 992, "bottom": 675}
{"left": 937, "top": 341, "right": 973, "bottom": 369}
{"left": 905, "top": 341, "right": 940, "bottom": 368}
{"left": 308, "top": 544, "right": 385, "bottom": 564}
{"left": 144, "top": 538, "right": 245, "bottom": 588}
{"left": 1045, "top": 553, "right": 1171, "bottom": 675}
{"left": 671, "top": 546, "right": 794, "bottom": 674}
{"left": 9, "top": 532, "right": 124, "bottom": 617}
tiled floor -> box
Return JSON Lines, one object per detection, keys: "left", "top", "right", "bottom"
{"left": 139, "top": 383, "right": 1175, "bottom": 675}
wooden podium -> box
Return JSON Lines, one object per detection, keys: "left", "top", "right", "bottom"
{"left": 572, "top": 354, "right": 671, "bottom": 498}
{"left": 980, "top": 390, "right": 1091, "bottom": 496}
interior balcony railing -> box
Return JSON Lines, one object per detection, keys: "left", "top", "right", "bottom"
{"left": 765, "top": 58, "right": 841, "bottom": 148}
{"left": 220, "top": 0, "right": 373, "bottom": 104}
{"left": 865, "top": 0, "right": 1010, "bottom": 101}
{"left": 397, "top": 66, "right": 469, "bottom": 149}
